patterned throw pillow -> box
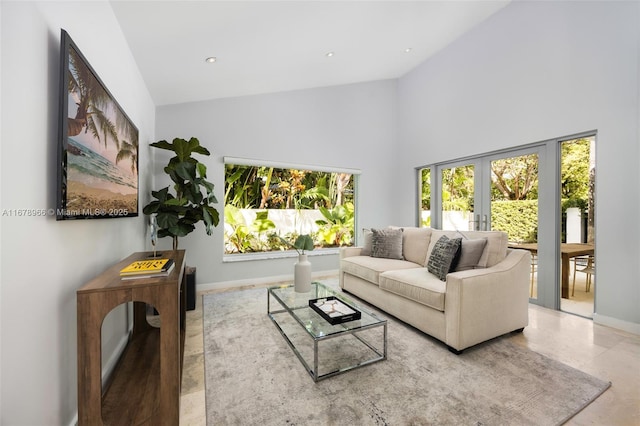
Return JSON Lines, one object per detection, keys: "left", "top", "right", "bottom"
{"left": 427, "top": 235, "right": 462, "bottom": 281}
{"left": 371, "top": 228, "right": 404, "bottom": 260}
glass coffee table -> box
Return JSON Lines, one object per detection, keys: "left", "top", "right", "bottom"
{"left": 267, "top": 282, "right": 387, "bottom": 382}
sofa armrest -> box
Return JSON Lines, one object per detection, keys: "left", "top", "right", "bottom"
{"left": 339, "top": 246, "right": 364, "bottom": 289}
{"left": 340, "top": 246, "right": 363, "bottom": 259}
{"left": 444, "top": 249, "right": 531, "bottom": 351}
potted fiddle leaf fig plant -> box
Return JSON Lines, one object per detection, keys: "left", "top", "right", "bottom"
{"left": 143, "top": 137, "right": 220, "bottom": 250}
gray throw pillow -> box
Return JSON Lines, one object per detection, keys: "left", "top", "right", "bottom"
{"left": 454, "top": 238, "right": 488, "bottom": 271}
{"left": 361, "top": 228, "right": 373, "bottom": 256}
{"left": 371, "top": 228, "right": 404, "bottom": 260}
{"left": 427, "top": 235, "right": 462, "bottom": 281}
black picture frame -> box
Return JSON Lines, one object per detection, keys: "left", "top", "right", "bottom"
{"left": 56, "top": 29, "right": 139, "bottom": 220}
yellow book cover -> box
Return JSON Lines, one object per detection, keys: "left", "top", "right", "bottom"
{"left": 120, "top": 258, "right": 172, "bottom": 275}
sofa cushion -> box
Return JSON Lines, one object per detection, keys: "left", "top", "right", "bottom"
{"left": 340, "top": 256, "right": 420, "bottom": 285}
{"left": 472, "top": 231, "right": 507, "bottom": 268}
{"left": 454, "top": 238, "right": 488, "bottom": 271}
{"left": 398, "top": 227, "right": 432, "bottom": 266}
{"left": 427, "top": 235, "right": 462, "bottom": 281}
{"left": 427, "top": 229, "right": 508, "bottom": 268}
{"left": 379, "top": 268, "right": 446, "bottom": 311}
{"left": 371, "top": 228, "right": 404, "bottom": 260}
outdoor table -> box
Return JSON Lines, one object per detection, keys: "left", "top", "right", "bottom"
{"left": 509, "top": 243, "right": 594, "bottom": 299}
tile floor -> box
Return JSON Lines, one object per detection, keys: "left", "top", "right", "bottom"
{"left": 531, "top": 266, "right": 596, "bottom": 319}
{"left": 179, "top": 277, "right": 640, "bottom": 425}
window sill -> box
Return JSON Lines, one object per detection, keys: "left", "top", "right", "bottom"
{"left": 223, "top": 248, "right": 340, "bottom": 263}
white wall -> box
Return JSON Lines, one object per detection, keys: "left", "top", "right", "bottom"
{"left": 2, "top": 1, "right": 636, "bottom": 422}
{"left": 155, "top": 80, "right": 398, "bottom": 285}
{"left": 0, "top": 2, "right": 155, "bottom": 424}
{"left": 397, "top": 0, "right": 640, "bottom": 330}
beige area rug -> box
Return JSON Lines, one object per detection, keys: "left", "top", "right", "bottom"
{"left": 203, "top": 283, "right": 611, "bottom": 425}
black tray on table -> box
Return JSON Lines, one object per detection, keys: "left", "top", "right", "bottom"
{"left": 309, "top": 296, "right": 362, "bottom": 325}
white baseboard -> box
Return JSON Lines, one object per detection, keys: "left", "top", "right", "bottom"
{"left": 103, "top": 331, "right": 132, "bottom": 382}
{"left": 197, "top": 269, "right": 339, "bottom": 292}
{"left": 593, "top": 313, "right": 640, "bottom": 335}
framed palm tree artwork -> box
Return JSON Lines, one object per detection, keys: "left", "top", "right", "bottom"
{"left": 56, "top": 29, "right": 139, "bottom": 220}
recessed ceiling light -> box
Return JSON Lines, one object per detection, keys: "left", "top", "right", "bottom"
{"left": 404, "top": 48, "right": 412, "bottom": 53}
{"left": 325, "top": 51, "right": 335, "bottom": 57}
{"left": 205, "top": 57, "right": 217, "bottom": 63}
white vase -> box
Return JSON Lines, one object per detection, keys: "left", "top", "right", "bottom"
{"left": 294, "top": 254, "right": 312, "bottom": 293}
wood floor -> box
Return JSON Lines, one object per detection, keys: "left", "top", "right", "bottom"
{"left": 179, "top": 277, "right": 640, "bottom": 425}
{"left": 103, "top": 328, "right": 161, "bottom": 424}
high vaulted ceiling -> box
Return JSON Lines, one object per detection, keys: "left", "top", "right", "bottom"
{"left": 110, "top": 1, "right": 510, "bottom": 106}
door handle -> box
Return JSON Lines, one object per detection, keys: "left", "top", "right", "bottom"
{"left": 469, "top": 214, "right": 480, "bottom": 231}
{"left": 482, "top": 214, "right": 488, "bottom": 231}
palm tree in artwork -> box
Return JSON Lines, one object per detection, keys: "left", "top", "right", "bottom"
{"left": 67, "top": 47, "right": 120, "bottom": 150}
{"left": 115, "top": 110, "right": 139, "bottom": 174}
{"left": 116, "top": 138, "right": 139, "bottom": 175}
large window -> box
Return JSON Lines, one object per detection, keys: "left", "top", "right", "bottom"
{"left": 223, "top": 158, "right": 358, "bottom": 255}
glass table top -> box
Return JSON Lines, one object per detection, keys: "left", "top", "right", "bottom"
{"left": 268, "top": 281, "right": 386, "bottom": 339}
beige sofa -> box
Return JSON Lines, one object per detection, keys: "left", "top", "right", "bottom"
{"left": 339, "top": 227, "right": 531, "bottom": 353}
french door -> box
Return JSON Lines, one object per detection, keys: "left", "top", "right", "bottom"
{"left": 434, "top": 148, "right": 540, "bottom": 232}
{"left": 426, "top": 146, "right": 547, "bottom": 305}
{"left": 421, "top": 133, "right": 597, "bottom": 312}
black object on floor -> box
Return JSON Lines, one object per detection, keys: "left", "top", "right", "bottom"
{"left": 186, "top": 266, "right": 196, "bottom": 311}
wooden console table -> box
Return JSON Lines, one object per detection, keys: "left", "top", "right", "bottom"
{"left": 77, "top": 250, "right": 186, "bottom": 425}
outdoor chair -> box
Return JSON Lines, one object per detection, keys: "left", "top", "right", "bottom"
{"left": 530, "top": 252, "right": 537, "bottom": 297}
{"left": 572, "top": 255, "right": 595, "bottom": 296}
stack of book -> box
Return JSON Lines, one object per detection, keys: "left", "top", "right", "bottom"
{"left": 119, "top": 258, "right": 175, "bottom": 280}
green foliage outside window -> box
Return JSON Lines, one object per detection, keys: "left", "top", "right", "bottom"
{"left": 421, "top": 168, "right": 431, "bottom": 210}
{"left": 224, "top": 165, "right": 355, "bottom": 254}
{"left": 491, "top": 200, "right": 538, "bottom": 243}
{"left": 561, "top": 139, "right": 591, "bottom": 201}
{"left": 442, "top": 166, "right": 474, "bottom": 211}
{"left": 491, "top": 198, "right": 590, "bottom": 244}
{"left": 491, "top": 154, "right": 539, "bottom": 201}
{"left": 315, "top": 202, "right": 355, "bottom": 247}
